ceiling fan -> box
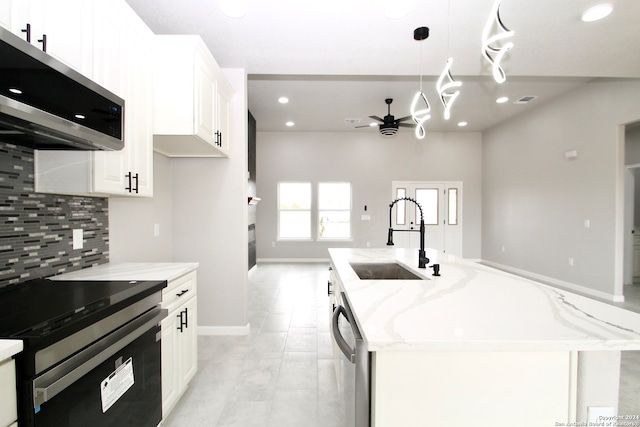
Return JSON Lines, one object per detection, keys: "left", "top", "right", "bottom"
{"left": 356, "top": 98, "right": 414, "bottom": 137}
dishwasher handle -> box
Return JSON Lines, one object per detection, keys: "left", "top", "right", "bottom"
{"left": 332, "top": 305, "right": 356, "bottom": 364}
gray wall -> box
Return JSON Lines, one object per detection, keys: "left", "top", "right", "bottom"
{"left": 256, "top": 131, "right": 482, "bottom": 260}
{"left": 109, "top": 152, "right": 173, "bottom": 262}
{"left": 482, "top": 78, "right": 640, "bottom": 299}
{"left": 109, "top": 69, "right": 249, "bottom": 331}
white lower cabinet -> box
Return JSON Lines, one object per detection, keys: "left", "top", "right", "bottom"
{"left": 0, "top": 358, "right": 17, "bottom": 427}
{"left": 161, "top": 271, "right": 198, "bottom": 418}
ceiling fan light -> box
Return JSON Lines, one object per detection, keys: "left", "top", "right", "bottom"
{"left": 581, "top": 3, "right": 613, "bottom": 22}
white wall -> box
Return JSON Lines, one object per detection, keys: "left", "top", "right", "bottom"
{"left": 109, "top": 152, "right": 173, "bottom": 262}
{"left": 482, "top": 78, "right": 640, "bottom": 300}
{"left": 256, "top": 131, "right": 482, "bottom": 260}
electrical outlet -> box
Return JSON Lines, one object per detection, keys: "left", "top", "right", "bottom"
{"left": 568, "top": 257, "right": 574, "bottom": 267}
{"left": 72, "top": 229, "right": 83, "bottom": 250}
{"left": 154, "top": 223, "right": 160, "bottom": 237}
{"left": 501, "top": 245, "right": 505, "bottom": 252}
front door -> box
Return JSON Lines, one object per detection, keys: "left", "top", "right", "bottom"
{"left": 390, "top": 181, "right": 463, "bottom": 256}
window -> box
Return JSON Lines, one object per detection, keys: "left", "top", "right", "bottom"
{"left": 278, "top": 182, "right": 311, "bottom": 239}
{"left": 318, "top": 182, "right": 351, "bottom": 240}
{"left": 448, "top": 188, "right": 458, "bottom": 225}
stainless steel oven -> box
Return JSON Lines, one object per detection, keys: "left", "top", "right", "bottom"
{"left": 0, "top": 278, "right": 167, "bottom": 427}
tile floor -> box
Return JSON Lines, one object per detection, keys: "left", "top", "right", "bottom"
{"left": 162, "top": 263, "right": 640, "bottom": 426}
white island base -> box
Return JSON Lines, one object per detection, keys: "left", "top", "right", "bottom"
{"left": 373, "top": 350, "right": 619, "bottom": 426}
{"left": 328, "top": 248, "right": 636, "bottom": 427}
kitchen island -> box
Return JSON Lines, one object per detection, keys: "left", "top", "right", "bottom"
{"left": 329, "top": 248, "right": 640, "bottom": 427}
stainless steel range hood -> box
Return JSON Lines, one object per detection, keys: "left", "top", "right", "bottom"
{"left": 0, "top": 26, "right": 124, "bottom": 151}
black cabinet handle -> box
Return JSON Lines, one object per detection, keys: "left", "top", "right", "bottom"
{"left": 176, "top": 289, "right": 189, "bottom": 297}
{"left": 21, "top": 23, "right": 31, "bottom": 43}
{"left": 176, "top": 311, "right": 183, "bottom": 332}
{"left": 125, "top": 172, "right": 139, "bottom": 193}
{"left": 37, "top": 34, "right": 47, "bottom": 52}
{"left": 176, "top": 307, "right": 189, "bottom": 332}
{"left": 327, "top": 280, "right": 333, "bottom": 296}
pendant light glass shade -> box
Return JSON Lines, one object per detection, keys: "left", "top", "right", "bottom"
{"left": 481, "top": 0, "right": 514, "bottom": 84}
{"left": 436, "top": 57, "right": 462, "bottom": 120}
{"left": 411, "top": 91, "right": 431, "bottom": 140}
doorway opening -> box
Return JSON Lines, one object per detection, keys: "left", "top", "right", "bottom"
{"left": 390, "top": 181, "right": 463, "bottom": 257}
{"left": 622, "top": 120, "right": 640, "bottom": 309}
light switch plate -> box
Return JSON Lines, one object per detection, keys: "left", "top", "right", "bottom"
{"left": 72, "top": 229, "right": 83, "bottom": 250}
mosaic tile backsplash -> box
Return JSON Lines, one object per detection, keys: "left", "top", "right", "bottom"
{"left": 0, "top": 141, "right": 109, "bottom": 287}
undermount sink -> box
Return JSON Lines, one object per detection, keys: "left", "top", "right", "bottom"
{"left": 349, "top": 262, "right": 426, "bottom": 280}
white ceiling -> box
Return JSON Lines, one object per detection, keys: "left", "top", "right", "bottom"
{"left": 125, "top": 0, "right": 640, "bottom": 133}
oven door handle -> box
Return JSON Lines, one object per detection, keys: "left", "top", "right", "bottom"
{"left": 32, "top": 307, "right": 167, "bottom": 408}
{"left": 331, "top": 305, "right": 357, "bottom": 364}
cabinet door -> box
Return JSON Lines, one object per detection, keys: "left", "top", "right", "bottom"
{"left": 122, "top": 10, "right": 154, "bottom": 197}
{"left": 92, "top": 1, "right": 127, "bottom": 195}
{"left": 0, "top": 359, "right": 17, "bottom": 427}
{"left": 7, "top": 0, "right": 92, "bottom": 76}
{"left": 216, "top": 85, "right": 231, "bottom": 154}
{"left": 194, "top": 55, "right": 217, "bottom": 146}
{"left": 161, "top": 313, "right": 179, "bottom": 416}
{"left": 180, "top": 298, "right": 198, "bottom": 386}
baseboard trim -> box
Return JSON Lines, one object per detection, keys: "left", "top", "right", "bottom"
{"left": 480, "top": 260, "right": 625, "bottom": 303}
{"left": 257, "top": 258, "right": 329, "bottom": 263}
{"left": 198, "top": 323, "right": 251, "bottom": 336}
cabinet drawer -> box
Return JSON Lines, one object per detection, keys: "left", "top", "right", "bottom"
{"left": 634, "top": 235, "right": 640, "bottom": 246}
{"left": 162, "top": 271, "right": 197, "bottom": 308}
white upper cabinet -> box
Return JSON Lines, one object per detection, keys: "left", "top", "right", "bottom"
{"left": 153, "top": 35, "right": 234, "bottom": 157}
{"left": 1, "top": 0, "right": 93, "bottom": 77}
{"left": 34, "top": 0, "right": 153, "bottom": 198}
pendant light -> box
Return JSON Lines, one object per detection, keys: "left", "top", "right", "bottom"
{"left": 436, "top": 0, "right": 462, "bottom": 120}
{"left": 481, "top": 0, "right": 514, "bottom": 84}
{"left": 410, "top": 26, "right": 431, "bottom": 140}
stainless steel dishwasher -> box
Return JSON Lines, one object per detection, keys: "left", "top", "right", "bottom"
{"left": 331, "top": 292, "right": 370, "bottom": 427}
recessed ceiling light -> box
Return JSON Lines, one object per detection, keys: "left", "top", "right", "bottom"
{"left": 581, "top": 3, "right": 613, "bottom": 22}
{"left": 75, "top": 114, "right": 85, "bottom": 119}
{"left": 496, "top": 96, "right": 509, "bottom": 104}
{"left": 219, "top": 0, "right": 248, "bottom": 18}
{"left": 9, "top": 88, "right": 22, "bottom": 94}
{"left": 285, "top": 121, "right": 294, "bottom": 127}
{"left": 369, "top": 122, "right": 378, "bottom": 127}
{"left": 457, "top": 121, "right": 468, "bottom": 127}
{"left": 278, "top": 97, "right": 289, "bottom": 104}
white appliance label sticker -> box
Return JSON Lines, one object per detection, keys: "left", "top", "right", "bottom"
{"left": 100, "top": 357, "right": 134, "bottom": 413}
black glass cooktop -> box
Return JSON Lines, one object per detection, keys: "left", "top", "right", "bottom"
{"left": 0, "top": 278, "right": 166, "bottom": 340}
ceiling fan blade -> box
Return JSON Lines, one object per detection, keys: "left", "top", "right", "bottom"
{"left": 369, "top": 115, "right": 384, "bottom": 122}
{"left": 396, "top": 115, "right": 413, "bottom": 122}
{"left": 397, "top": 123, "right": 415, "bottom": 128}
{"left": 355, "top": 125, "right": 374, "bottom": 128}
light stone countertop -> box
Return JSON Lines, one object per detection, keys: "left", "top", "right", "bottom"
{"left": 329, "top": 247, "right": 640, "bottom": 352}
{"left": 49, "top": 262, "right": 198, "bottom": 282}
{"left": 0, "top": 340, "right": 23, "bottom": 360}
